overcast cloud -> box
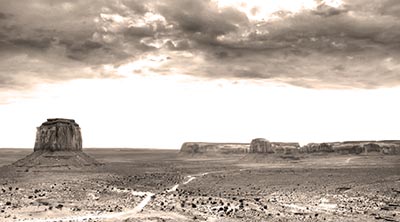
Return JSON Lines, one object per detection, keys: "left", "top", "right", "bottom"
{"left": 1, "top": 0, "right": 400, "bottom": 89}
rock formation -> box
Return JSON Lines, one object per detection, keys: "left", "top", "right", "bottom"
{"left": 250, "top": 138, "right": 272, "bottom": 153}
{"left": 13, "top": 118, "right": 100, "bottom": 168}
{"left": 249, "top": 138, "right": 300, "bottom": 154}
{"left": 249, "top": 138, "right": 400, "bottom": 155}
{"left": 270, "top": 142, "right": 300, "bottom": 154}
{"left": 34, "top": 118, "right": 82, "bottom": 152}
{"left": 180, "top": 138, "right": 400, "bottom": 156}
{"left": 299, "top": 143, "right": 334, "bottom": 153}
{"left": 180, "top": 142, "right": 249, "bottom": 155}
{"left": 300, "top": 141, "right": 400, "bottom": 155}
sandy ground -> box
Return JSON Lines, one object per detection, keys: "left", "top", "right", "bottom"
{"left": 0, "top": 149, "right": 399, "bottom": 222}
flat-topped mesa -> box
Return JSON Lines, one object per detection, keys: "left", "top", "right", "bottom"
{"left": 250, "top": 138, "right": 300, "bottom": 154}
{"left": 180, "top": 142, "right": 250, "bottom": 154}
{"left": 34, "top": 118, "right": 82, "bottom": 152}
{"left": 300, "top": 140, "right": 400, "bottom": 155}
{"left": 43, "top": 118, "right": 79, "bottom": 126}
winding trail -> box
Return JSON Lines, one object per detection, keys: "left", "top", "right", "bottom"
{"left": 18, "top": 190, "right": 155, "bottom": 222}
{"left": 18, "top": 172, "right": 210, "bottom": 222}
{"left": 166, "top": 184, "right": 180, "bottom": 192}
{"left": 183, "top": 175, "right": 196, "bottom": 184}
{"left": 165, "top": 171, "right": 213, "bottom": 194}
{"left": 18, "top": 168, "right": 248, "bottom": 222}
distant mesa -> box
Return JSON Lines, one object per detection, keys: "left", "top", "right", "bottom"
{"left": 180, "top": 137, "right": 400, "bottom": 156}
{"left": 250, "top": 138, "right": 300, "bottom": 154}
{"left": 249, "top": 138, "right": 400, "bottom": 155}
{"left": 300, "top": 140, "right": 400, "bottom": 155}
{"left": 13, "top": 118, "right": 100, "bottom": 168}
{"left": 180, "top": 142, "right": 249, "bottom": 155}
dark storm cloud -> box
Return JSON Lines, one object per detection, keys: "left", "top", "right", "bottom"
{"left": 0, "top": 0, "right": 142, "bottom": 89}
{"left": 156, "top": 0, "right": 248, "bottom": 36}
{"left": 0, "top": 12, "right": 12, "bottom": 20}
{"left": 0, "top": 0, "right": 399, "bottom": 91}
{"left": 10, "top": 37, "right": 54, "bottom": 50}
{"left": 180, "top": 0, "right": 400, "bottom": 88}
{"left": 124, "top": 26, "right": 155, "bottom": 38}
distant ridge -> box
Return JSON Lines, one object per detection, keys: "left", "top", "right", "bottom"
{"left": 180, "top": 139, "right": 400, "bottom": 156}
{"left": 180, "top": 142, "right": 249, "bottom": 154}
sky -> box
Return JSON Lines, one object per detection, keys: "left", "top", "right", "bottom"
{"left": 0, "top": 0, "right": 399, "bottom": 148}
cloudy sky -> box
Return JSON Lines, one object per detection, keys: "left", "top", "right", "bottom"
{"left": 0, "top": 0, "right": 399, "bottom": 148}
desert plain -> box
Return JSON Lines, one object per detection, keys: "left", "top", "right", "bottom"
{"left": 0, "top": 148, "right": 399, "bottom": 222}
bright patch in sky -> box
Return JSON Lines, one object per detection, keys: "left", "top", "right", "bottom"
{"left": 0, "top": 75, "right": 399, "bottom": 148}
{"left": 214, "top": 0, "right": 341, "bottom": 21}
{"left": 116, "top": 55, "right": 169, "bottom": 76}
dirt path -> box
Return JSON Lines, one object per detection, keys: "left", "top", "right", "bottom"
{"left": 165, "top": 171, "right": 213, "bottom": 194}
{"left": 346, "top": 157, "right": 353, "bottom": 163}
{"left": 16, "top": 190, "right": 155, "bottom": 222}
{"left": 17, "top": 172, "right": 210, "bottom": 222}
{"left": 16, "top": 168, "right": 251, "bottom": 222}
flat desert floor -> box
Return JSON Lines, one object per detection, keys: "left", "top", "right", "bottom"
{"left": 0, "top": 149, "right": 399, "bottom": 222}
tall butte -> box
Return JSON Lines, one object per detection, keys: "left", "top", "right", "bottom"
{"left": 13, "top": 118, "right": 100, "bottom": 168}
{"left": 34, "top": 118, "right": 82, "bottom": 151}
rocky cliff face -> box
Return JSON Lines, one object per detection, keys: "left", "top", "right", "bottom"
{"left": 34, "top": 118, "right": 82, "bottom": 152}
{"left": 250, "top": 138, "right": 271, "bottom": 153}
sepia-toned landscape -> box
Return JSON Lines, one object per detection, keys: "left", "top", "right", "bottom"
{"left": 0, "top": 119, "right": 399, "bottom": 222}
{"left": 1, "top": 0, "right": 400, "bottom": 221}
{"left": 1, "top": 149, "right": 399, "bottom": 222}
